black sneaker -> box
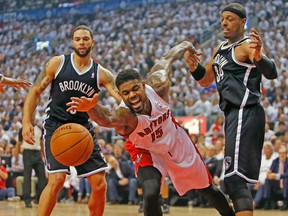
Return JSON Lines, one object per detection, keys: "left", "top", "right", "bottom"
{"left": 162, "top": 204, "right": 170, "bottom": 214}
{"left": 138, "top": 201, "right": 143, "bottom": 213}
{"left": 25, "top": 201, "right": 32, "bottom": 208}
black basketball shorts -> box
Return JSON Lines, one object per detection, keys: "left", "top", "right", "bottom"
{"left": 223, "top": 104, "right": 265, "bottom": 183}
{"left": 43, "top": 117, "right": 108, "bottom": 177}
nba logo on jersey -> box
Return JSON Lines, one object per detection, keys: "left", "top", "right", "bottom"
{"left": 224, "top": 156, "right": 232, "bottom": 171}
{"left": 136, "top": 153, "right": 143, "bottom": 164}
{"left": 91, "top": 73, "right": 94, "bottom": 79}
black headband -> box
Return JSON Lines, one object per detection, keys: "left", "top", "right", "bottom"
{"left": 222, "top": 6, "right": 246, "bottom": 19}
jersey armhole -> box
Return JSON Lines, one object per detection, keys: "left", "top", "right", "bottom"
{"left": 54, "top": 55, "right": 65, "bottom": 79}
{"left": 94, "top": 62, "right": 101, "bottom": 90}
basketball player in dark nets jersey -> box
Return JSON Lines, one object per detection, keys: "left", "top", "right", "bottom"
{"left": 22, "top": 25, "right": 121, "bottom": 216}
{"left": 67, "top": 41, "right": 235, "bottom": 216}
{"left": 184, "top": 3, "right": 277, "bottom": 216}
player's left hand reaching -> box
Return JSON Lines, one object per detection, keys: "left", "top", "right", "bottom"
{"left": 249, "top": 28, "right": 263, "bottom": 61}
{"left": 0, "top": 76, "right": 32, "bottom": 93}
{"left": 66, "top": 93, "right": 99, "bottom": 112}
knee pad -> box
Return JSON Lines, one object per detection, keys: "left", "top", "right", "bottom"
{"left": 224, "top": 176, "right": 253, "bottom": 212}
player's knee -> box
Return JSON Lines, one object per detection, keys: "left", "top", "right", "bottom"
{"left": 48, "top": 173, "right": 66, "bottom": 192}
{"left": 224, "top": 176, "right": 253, "bottom": 212}
{"left": 93, "top": 179, "right": 107, "bottom": 194}
{"left": 143, "top": 187, "right": 160, "bottom": 202}
{"left": 142, "top": 179, "right": 161, "bottom": 203}
{"left": 88, "top": 172, "right": 107, "bottom": 194}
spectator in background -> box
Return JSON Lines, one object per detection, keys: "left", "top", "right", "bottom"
{"left": 197, "top": 144, "right": 219, "bottom": 208}
{"left": 191, "top": 91, "right": 212, "bottom": 118}
{"left": 104, "top": 153, "right": 137, "bottom": 205}
{"left": 77, "top": 178, "right": 91, "bottom": 204}
{"left": 275, "top": 122, "right": 287, "bottom": 138}
{"left": 249, "top": 142, "right": 274, "bottom": 209}
{"left": 184, "top": 98, "right": 196, "bottom": 117}
{"left": 0, "top": 156, "right": 20, "bottom": 201}
{"left": 58, "top": 166, "right": 79, "bottom": 203}
{"left": 263, "top": 146, "right": 288, "bottom": 210}
{"left": 271, "top": 138, "right": 283, "bottom": 160}
{"left": 113, "top": 142, "right": 129, "bottom": 162}
{"left": 262, "top": 98, "right": 278, "bottom": 123}
{"left": 265, "top": 122, "right": 275, "bottom": 141}
{"left": 10, "top": 147, "right": 23, "bottom": 173}
{"left": 170, "top": 94, "right": 185, "bottom": 116}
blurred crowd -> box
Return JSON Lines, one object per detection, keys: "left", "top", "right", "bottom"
{"left": 0, "top": 0, "right": 287, "bottom": 211}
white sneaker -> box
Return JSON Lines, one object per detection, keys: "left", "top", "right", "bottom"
{"left": 7, "top": 196, "right": 21, "bottom": 202}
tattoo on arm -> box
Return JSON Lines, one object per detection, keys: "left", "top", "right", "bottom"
{"left": 34, "top": 60, "right": 51, "bottom": 91}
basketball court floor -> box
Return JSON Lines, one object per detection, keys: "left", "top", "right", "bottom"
{"left": 0, "top": 201, "right": 286, "bottom": 216}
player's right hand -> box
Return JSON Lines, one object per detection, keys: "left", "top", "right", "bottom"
{"left": 66, "top": 93, "right": 99, "bottom": 112}
{"left": 184, "top": 51, "right": 203, "bottom": 72}
{"left": 22, "top": 123, "right": 35, "bottom": 145}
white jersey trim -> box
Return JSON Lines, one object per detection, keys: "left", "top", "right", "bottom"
{"left": 54, "top": 55, "right": 65, "bottom": 79}
{"left": 96, "top": 64, "right": 101, "bottom": 91}
{"left": 231, "top": 46, "right": 256, "bottom": 68}
{"left": 78, "top": 167, "right": 109, "bottom": 178}
{"left": 70, "top": 53, "right": 93, "bottom": 75}
{"left": 225, "top": 170, "right": 258, "bottom": 184}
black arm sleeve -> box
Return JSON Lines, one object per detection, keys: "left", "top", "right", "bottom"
{"left": 253, "top": 56, "right": 278, "bottom": 79}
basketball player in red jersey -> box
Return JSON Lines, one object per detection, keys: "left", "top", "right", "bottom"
{"left": 22, "top": 25, "right": 121, "bottom": 216}
{"left": 67, "top": 41, "right": 235, "bottom": 216}
{"left": 184, "top": 3, "right": 277, "bottom": 216}
{"left": 0, "top": 74, "right": 31, "bottom": 93}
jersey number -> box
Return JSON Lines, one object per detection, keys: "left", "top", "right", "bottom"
{"left": 213, "top": 65, "right": 224, "bottom": 82}
{"left": 151, "top": 126, "right": 163, "bottom": 142}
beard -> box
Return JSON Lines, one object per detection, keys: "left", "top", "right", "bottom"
{"left": 72, "top": 45, "right": 92, "bottom": 57}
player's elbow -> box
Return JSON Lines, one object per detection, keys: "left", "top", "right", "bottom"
{"left": 265, "top": 72, "right": 278, "bottom": 80}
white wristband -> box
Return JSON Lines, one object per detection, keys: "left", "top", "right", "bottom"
{"left": 0, "top": 74, "right": 4, "bottom": 83}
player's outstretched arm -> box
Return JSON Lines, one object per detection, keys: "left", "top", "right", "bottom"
{"left": 147, "top": 41, "right": 196, "bottom": 101}
{"left": 66, "top": 94, "right": 137, "bottom": 136}
{"left": 0, "top": 74, "right": 31, "bottom": 93}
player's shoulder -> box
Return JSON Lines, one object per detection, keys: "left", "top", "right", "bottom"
{"left": 47, "top": 55, "right": 65, "bottom": 69}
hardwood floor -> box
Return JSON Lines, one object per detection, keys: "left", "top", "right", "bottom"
{"left": 0, "top": 201, "right": 287, "bottom": 216}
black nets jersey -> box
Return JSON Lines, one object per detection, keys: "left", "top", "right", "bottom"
{"left": 45, "top": 53, "right": 101, "bottom": 124}
{"left": 212, "top": 37, "right": 262, "bottom": 111}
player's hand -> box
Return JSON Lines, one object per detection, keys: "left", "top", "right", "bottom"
{"left": 0, "top": 77, "right": 32, "bottom": 92}
{"left": 22, "top": 122, "right": 35, "bottom": 145}
{"left": 248, "top": 28, "right": 263, "bottom": 61}
{"left": 66, "top": 93, "right": 99, "bottom": 112}
{"left": 184, "top": 51, "right": 203, "bottom": 72}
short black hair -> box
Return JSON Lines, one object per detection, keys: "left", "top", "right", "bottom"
{"left": 222, "top": 3, "right": 247, "bottom": 19}
{"left": 72, "top": 25, "right": 93, "bottom": 39}
{"left": 116, "top": 69, "right": 141, "bottom": 89}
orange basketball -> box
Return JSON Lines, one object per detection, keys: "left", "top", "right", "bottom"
{"left": 51, "top": 123, "right": 94, "bottom": 166}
